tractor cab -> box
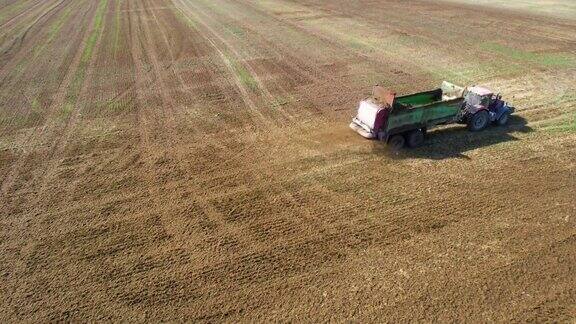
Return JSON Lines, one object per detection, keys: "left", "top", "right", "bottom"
{"left": 465, "top": 86, "right": 493, "bottom": 109}
{"left": 464, "top": 86, "right": 514, "bottom": 125}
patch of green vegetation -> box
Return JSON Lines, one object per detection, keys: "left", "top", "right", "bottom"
{"left": 556, "top": 92, "right": 576, "bottom": 105}
{"left": 102, "top": 98, "right": 129, "bottom": 115}
{"left": 428, "top": 66, "right": 479, "bottom": 86}
{"left": 31, "top": 98, "right": 40, "bottom": 112}
{"left": 235, "top": 63, "right": 259, "bottom": 91}
{"left": 48, "top": 7, "right": 73, "bottom": 40}
{"left": 544, "top": 113, "right": 576, "bottom": 133}
{"left": 271, "top": 97, "right": 289, "bottom": 109}
{"left": 234, "top": 62, "right": 259, "bottom": 92}
{"left": 543, "top": 93, "right": 576, "bottom": 133}
{"left": 0, "top": 0, "right": 30, "bottom": 25}
{"left": 429, "top": 59, "right": 525, "bottom": 86}
{"left": 60, "top": 103, "right": 74, "bottom": 119}
{"left": 326, "top": 29, "right": 379, "bottom": 53}
{"left": 14, "top": 61, "right": 26, "bottom": 76}
{"left": 27, "top": 99, "right": 43, "bottom": 125}
{"left": 347, "top": 38, "right": 367, "bottom": 50}
{"left": 10, "top": 6, "right": 73, "bottom": 77}
{"left": 0, "top": 112, "right": 15, "bottom": 128}
{"left": 224, "top": 55, "right": 259, "bottom": 92}
{"left": 174, "top": 8, "right": 197, "bottom": 29}
{"left": 108, "top": 100, "right": 123, "bottom": 111}
{"left": 224, "top": 24, "right": 245, "bottom": 37}
{"left": 481, "top": 42, "right": 576, "bottom": 68}
{"left": 65, "top": 0, "right": 108, "bottom": 107}
{"left": 67, "top": 67, "right": 86, "bottom": 104}
{"left": 113, "top": 0, "right": 122, "bottom": 55}
{"left": 81, "top": 0, "right": 109, "bottom": 64}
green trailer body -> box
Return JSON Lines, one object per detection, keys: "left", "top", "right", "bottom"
{"left": 385, "top": 86, "right": 464, "bottom": 136}
{"left": 385, "top": 98, "right": 464, "bottom": 135}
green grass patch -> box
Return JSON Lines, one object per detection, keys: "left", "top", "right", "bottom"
{"left": 347, "top": 38, "right": 367, "bottom": 51}
{"left": 224, "top": 24, "right": 245, "bottom": 37}
{"left": 67, "top": 66, "right": 86, "bottom": 104}
{"left": 81, "top": 0, "right": 108, "bottom": 64}
{"left": 231, "top": 59, "right": 259, "bottom": 92}
{"left": 113, "top": 0, "right": 122, "bottom": 55}
{"left": 220, "top": 53, "right": 259, "bottom": 92}
{"left": 48, "top": 7, "right": 73, "bottom": 40}
{"left": 428, "top": 65, "right": 482, "bottom": 85}
{"left": 11, "top": 5, "right": 73, "bottom": 77}
{"left": 0, "top": 0, "right": 31, "bottom": 25}
{"left": 555, "top": 92, "right": 576, "bottom": 105}
{"left": 271, "top": 97, "right": 289, "bottom": 109}
{"left": 429, "top": 58, "right": 525, "bottom": 85}
{"left": 174, "top": 8, "right": 198, "bottom": 29}
{"left": 28, "top": 98, "right": 43, "bottom": 125}
{"left": 481, "top": 42, "right": 576, "bottom": 68}
{"left": 65, "top": 0, "right": 108, "bottom": 107}
{"left": 173, "top": 5, "right": 257, "bottom": 92}
{"left": 59, "top": 103, "right": 74, "bottom": 119}
{"left": 31, "top": 98, "right": 40, "bottom": 112}
{"left": 544, "top": 113, "right": 576, "bottom": 133}
{"left": 543, "top": 93, "right": 576, "bottom": 133}
{"left": 107, "top": 100, "right": 124, "bottom": 112}
{"left": 101, "top": 98, "right": 129, "bottom": 115}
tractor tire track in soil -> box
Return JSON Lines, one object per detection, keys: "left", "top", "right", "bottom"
{"left": 1, "top": 0, "right": 575, "bottom": 321}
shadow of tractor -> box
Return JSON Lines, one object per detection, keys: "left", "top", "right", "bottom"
{"left": 372, "top": 115, "right": 533, "bottom": 160}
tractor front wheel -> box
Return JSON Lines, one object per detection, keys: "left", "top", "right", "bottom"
{"left": 496, "top": 111, "right": 510, "bottom": 126}
{"left": 388, "top": 134, "right": 405, "bottom": 150}
{"left": 468, "top": 110, "right": 489, "bottom": 131}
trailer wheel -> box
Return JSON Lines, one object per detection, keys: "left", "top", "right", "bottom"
{"left": 407, "top": 129, "right": 425, "bottom": 148}
{"left": 388, "top": 134, "right": 405, "bottom": 150}
{"left": 468, "top": 110, "right": 489, "bottom": 131}
{"left": 496, "top": 111, "right": 510, "bottom": 126}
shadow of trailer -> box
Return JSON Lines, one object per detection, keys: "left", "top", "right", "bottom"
{"left": 371, "top": 114, "right": 533, "bottom": 160}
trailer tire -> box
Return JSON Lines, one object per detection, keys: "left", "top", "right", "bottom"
{"left": 407, "top": 129, "right": 424, "bottom": 148}
{"left": 468, "top": 110, "right": 489, "bottom": 131}
{"left": 388, "top": 134, "right": 405, "bottom": 150}
{"left": 496, "top": 111, "right": 510, "bottom": 126}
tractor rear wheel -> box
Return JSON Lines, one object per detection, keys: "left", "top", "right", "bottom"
{"left": 468, "top": 110, "right": 489, "bottom": 131}
{"left": 407, "top": 129, "right": 425, "bottom": 148}
{"left": 388, "top": 134, "right": 405, "bottom": 150}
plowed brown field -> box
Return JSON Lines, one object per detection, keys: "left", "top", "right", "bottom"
{"left": 1, "top": 0, "right": 575, "bottom": 321}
